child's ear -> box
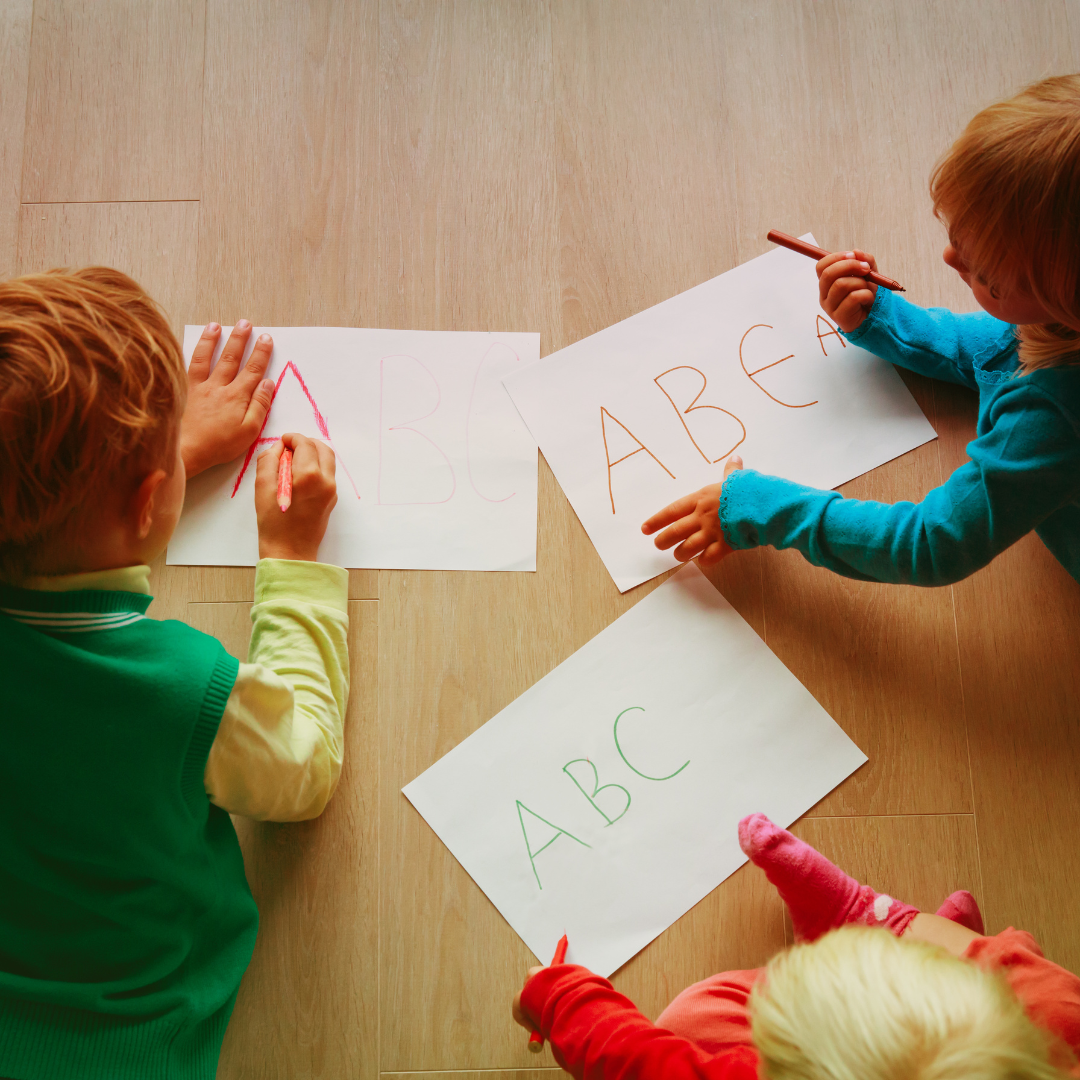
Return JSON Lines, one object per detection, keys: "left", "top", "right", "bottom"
{"left": 131, "top": 469, "right": 169, "bottom": 540}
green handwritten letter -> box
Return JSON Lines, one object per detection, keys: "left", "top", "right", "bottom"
{"left": 613, "top": 706, "right": 690, "bottom": 781}
{"left": 562, "top": 759, "right": 632, "bottom": 825}
{"left": 516, "top": 800, "right": 591, "bottom": 891}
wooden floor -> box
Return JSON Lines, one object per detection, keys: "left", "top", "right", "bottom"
{"left": 4, "top": 2, "right": 1080, "bottom": 1076}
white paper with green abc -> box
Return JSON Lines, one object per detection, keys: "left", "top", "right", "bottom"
{"left": 402, "top": 564, "right": 867, "bottom": 977}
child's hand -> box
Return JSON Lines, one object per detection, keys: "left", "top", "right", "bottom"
{"left": 180, "top": 321, "right": 276, "bottom": 478}
{"left": 816, "top": 250, "right": 879, "bottom": 332}
{"left": 255, "top": 435, "right": 338, "bottom": 562}
{"left": 512, "top": 966, "right": 544, "bottom": 1032}
{"left": 641, "top": 456, "right": 743, "bottom": 567}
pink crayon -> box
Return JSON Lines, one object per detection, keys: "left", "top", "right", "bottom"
{"left": 277, "top": 448, "right": 293, "bottom": 512}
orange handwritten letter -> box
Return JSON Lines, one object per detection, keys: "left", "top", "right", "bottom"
{"left": 600, "top": 406, "right": 675, "bottom": 515}
{"left": 739, "top": 324, "right": 818, "bottom": 409}
{"left": 816, "top": 314, "right": 847, "bottom": 356}
{"left": 654, "top": 366, "right": 746, "bottom": 464}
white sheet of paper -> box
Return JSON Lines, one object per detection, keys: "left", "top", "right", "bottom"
{"left": 503, "top": 237, "right": 937, "bottom": 591}
{"left": 403, "top": 564, "right": 867, "bottom": 976}
{"left": 167, "top": 327, "right": 539, "bottom": 570}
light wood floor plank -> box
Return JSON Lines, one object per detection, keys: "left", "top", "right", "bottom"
{"left": 198, "top": 0, "right": 379, "bottom": 326}
{"left": 0, "top": 0, "right": 31, "bottom": 277}
{"left": 185, "top": 601, "right": 379, "bottom": 1080}
{"left": 377, "top": 3, "right": 563, "bottom": 1069}
{"left": 16, "top": 201, "right": 199, "bottom": 331}
{"left": 22, "top": 0, "right": 203, "bottom": 201}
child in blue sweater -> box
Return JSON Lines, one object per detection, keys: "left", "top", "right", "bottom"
{"left": 643, "top": 75, "right": 1080, "bottom": 586}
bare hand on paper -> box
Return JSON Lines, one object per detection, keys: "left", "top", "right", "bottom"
{"left": 641, "top": 456, "right": 743, "bottom": 567}
{"left": 511, "top": 966, "right": 544, "bottom": 1032}
{"left": 816, "top": 250, "right": 879, "bottom": 332}
{"left": 181, "top": 321, "right": 276, "bottom": 477}
{"left": 256, "top": 434, "right": 338, "bottom": 562}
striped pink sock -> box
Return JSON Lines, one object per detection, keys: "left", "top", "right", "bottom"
{"left": 738, "top": 813, "right": 920, "bottom": 942}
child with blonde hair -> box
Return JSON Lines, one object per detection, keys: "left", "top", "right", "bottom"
{"left": 643, "top": 75, "right": 1080, "bottom": 586}
{"left": 513, "top": 814, "right": 1080, "bottom": 1080}
{"left": 0, "top": 268, "right": 348, "bottom": 1080}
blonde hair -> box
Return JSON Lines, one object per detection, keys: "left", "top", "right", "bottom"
{"left": 930, "top": 74, "right": 1080, "bottom": 372}
{"left": 0, "top": 267, "right": 185, "bottom": 581}
{"left": 751, "top": 927, "right": 1069, "bottom": 1080}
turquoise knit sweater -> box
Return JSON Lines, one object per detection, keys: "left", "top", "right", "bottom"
{"left": 719, "top": 288, "right": 1080, "bottom": 585}
{"left": 0, "top": 584, "right": 258, "bottom": 1080}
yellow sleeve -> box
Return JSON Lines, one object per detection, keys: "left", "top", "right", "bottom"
{"left": 204, "top": 559, "right": 350, "bottom": 821}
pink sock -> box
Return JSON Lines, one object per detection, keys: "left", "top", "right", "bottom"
{"left": 738, "top": 813, "right": 920, "bottom": 942}
{"left": 936, "top": 890, "right": 984, "bottom": 935}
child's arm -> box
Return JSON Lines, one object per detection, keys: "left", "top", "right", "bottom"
{"left": 204, "top": 434, "right": 350, "bottom": 821}
{"left": 204, "top": 559, "right": 349, "bottom": 821}
{"left": 647, "top": 381, "right": 1080, "bottom": 585}
{"left": 514, "top": 965, "right": 758, "bottom": 1080}
{"left": 818, "top": 251, "right": 1015, "bottom": 389}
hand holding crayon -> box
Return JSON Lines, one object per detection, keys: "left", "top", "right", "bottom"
{"left": 525, "top": 934, "right": 568, "bottom": 1053}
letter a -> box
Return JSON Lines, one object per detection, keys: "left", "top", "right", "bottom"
{"left": 600, "top": 406, "right": 675, "bottom": 515}
{"left": 516, "top": 800, "right": 591, "bottom": 891}
{"left": 816, "top": 314, "right": 847, "bottom": 356}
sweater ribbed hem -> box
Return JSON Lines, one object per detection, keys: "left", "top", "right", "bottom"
{"left": 0, "top": 993, "right": 227, "bottom": 1080}
{"left": 181, "top": 650, "right": 239, "bottom": 812}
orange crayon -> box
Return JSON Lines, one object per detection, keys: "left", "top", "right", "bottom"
{"left": 767, "top": 229, "right": 905, "bottom": 292}
{"left": 528, "top": 934, "right": 569, "bottom": 1053}
{"left": 277, "top": 448, "right": 293, "bottom": 512}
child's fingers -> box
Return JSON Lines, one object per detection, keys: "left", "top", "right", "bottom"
{"left": 723, "top": 454, "right": 743, "bottom": 479}
{"left": 818, "top": 258, "right": 871, "bottom": 306}
{"left": 697, "top": 540, "right": 728, "bottom": 567}
{"left": 242, "top": 377, "right": 276, "bottom": 436}
{"left": 672, "top": 531, "right": 708, "bottom": 563}
{"left": 833, "top": 289, "right": 876, "bottom": 326}
{"left": 642, "top": 492, "right": 699, "bottom": 535}
{"left": 254, "top": 438, "right": 285, "bottom": 499}
{"left": 814, "top": 250, "right": 852, "bottom": 280}
{"left": 652, "top": 515, "right": 701, "bottom": 552}
{"left": 313, "top": 438, "right": 338, "bottom": 482}
{"left": 823, "top": 272, "right": 874, "bottom": 314}
{"left": 237, "top": 333, "right": 274, "bottom": 391}
{"left": 211, "top": 319, "right": 253, "bottom": 383}
{"left": 188, "top": 322, "right": 221, "bottom": 384}
{"left": 851, "top": 249, "right": 878, "bottom": 273}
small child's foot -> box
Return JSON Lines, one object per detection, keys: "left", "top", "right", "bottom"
{"left": 738, "top": 813, "right": 919, "bottom": 942}
{"left": 935, "top": 890, "right": 985, "bottom": 935}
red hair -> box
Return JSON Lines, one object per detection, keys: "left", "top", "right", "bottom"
{"left": 0, "top": 267, "right": 185, "bottom": 579}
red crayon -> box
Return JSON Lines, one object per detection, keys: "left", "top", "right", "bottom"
{"left": 767, "top": 229, "right": 906, "bottom": 292}
{"left": 277, "top": 447, "right": 293, "bottom": 512}
{"left": 528, "top": 934, "right": 569, "bottom": 1053}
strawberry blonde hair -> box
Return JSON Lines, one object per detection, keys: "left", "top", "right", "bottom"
{"left": 751, "top": 927, "right": 1069, "bottom": 1080}
{"left": 930, "top": 74, "right": 1080, "bottom": 372}
{"left": 0, "top": 267, "right": 186, "bottom": 580}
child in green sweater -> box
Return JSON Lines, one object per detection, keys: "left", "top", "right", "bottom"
{"left": 0, "top": 268, "right": 348, "bottom": 1080}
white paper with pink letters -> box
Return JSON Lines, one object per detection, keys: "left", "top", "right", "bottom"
{"left": 167, "top": 326, "right": 539, "bottom": 570}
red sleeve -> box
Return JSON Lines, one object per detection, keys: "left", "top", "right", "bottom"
{"left": 964, "top": 928, "right": 1080, "bottom": 1071}
{"left": 521, "top": 965, "right": 759, "bottom": 1080}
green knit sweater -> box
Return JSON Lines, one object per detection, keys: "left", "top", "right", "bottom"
{"left": 0, "top": 582, "right": 259, "bottom": 1080}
